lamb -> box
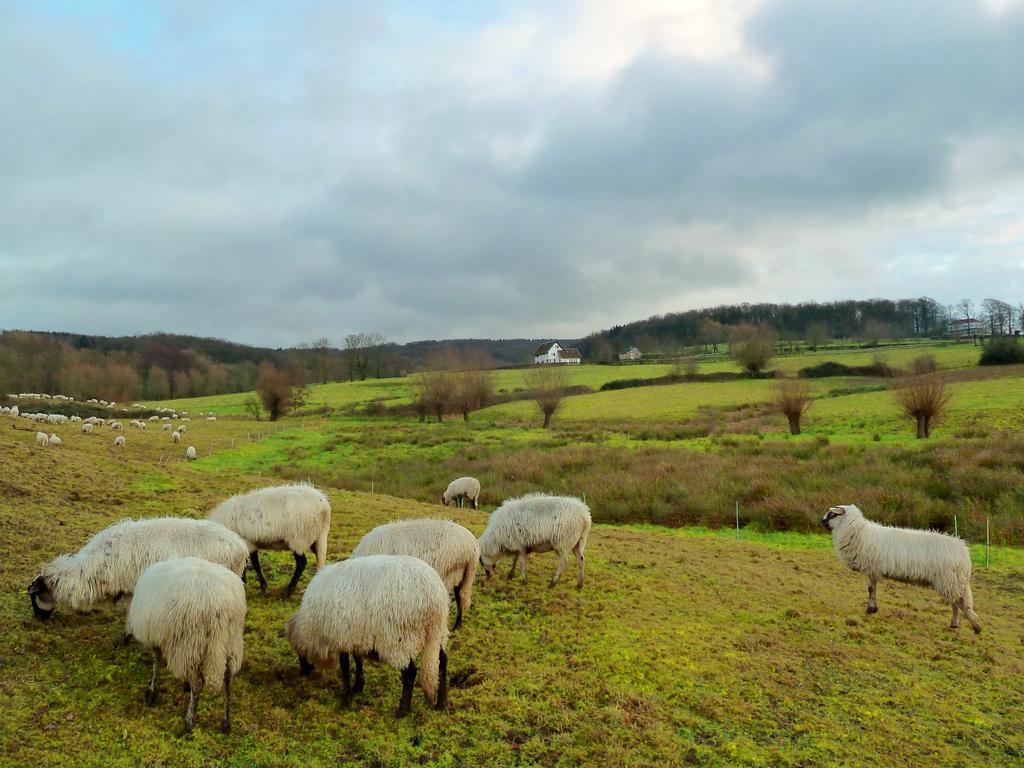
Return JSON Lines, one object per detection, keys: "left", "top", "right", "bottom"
{"left": 478, "top": 493, "right": 592, "bottom": 588}
{"left": 172, "top": 431, "right": 181, "bottom": 443}
{"left": 27, "top": 517, "right": 249, "bottom": 623}
{"left": 822, "top": 504, "right": 982, "bottom": 633}
{"left": 35, "top": 431, "right": 49, "bottom": 447}
{"left": 81, "top": 423, "right": 93, "bottom": 433}
{"left": 127, "top": 557, "right": 245, "bottom": 734}
{"left": 441, "top": 476, "right": 481, "bottom": 509}
{"left": 208, "top": 484, "right": 331, "bottom": 596}
{"left": 48, "top": 434, "right": 62, "bottom": 446}
{"left": 114, "top": 435, "right": 126, "bottom": 447}
{"left": 185, "top": 446, "right": 197, "bottom": 461}
{"left": 352, "top": 519, "right": 478, "bottom": 629}
{"left": 285, "top": 555, "right": 449, "bottom": 716}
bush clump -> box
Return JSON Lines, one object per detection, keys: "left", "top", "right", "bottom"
{"left": 979, "top": 337, "right": 1024, "bottom": 366}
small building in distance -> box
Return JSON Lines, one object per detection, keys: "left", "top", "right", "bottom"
{"left": 618, "top": 346, "right": 642, "bottom": 362}
{"left": 534, "top": 342, "right": 582, "bottom": 365}
{"left": 947, "top": 318, "right": 986, "bottom": 339}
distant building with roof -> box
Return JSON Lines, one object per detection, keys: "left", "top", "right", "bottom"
{"left": 947, "top": 318, "right": 986, "bottom": 339}
{"left": 618, "top": 346, "right": 642, "bottom": 362}
{"left": 534, "top": 342, "right": 582, "bottom": 365}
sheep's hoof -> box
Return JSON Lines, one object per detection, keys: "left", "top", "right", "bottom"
{"left": 396, "top": 707, "right": 411, "bottom": 719}
{"left": 220, "top": 720, "right": 231, "bottom": 734}
{"left": 548, "top": 580, "right": 558, "bottom": 589}
{"left": 972, "top": 625, "right": 982, "bottom": 636}
{"left": 866, "top": 606, "right": 878, "bottom": 615}
{"left": 340, "top": 694, "right": 353, "bottom": 708}
{"left": 178, "top": 723, "right": 195, "bottom": 738}
{"left": 145, "top": 690, "right": 157, "bottom": 707}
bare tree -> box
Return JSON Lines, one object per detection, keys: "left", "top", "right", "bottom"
{"left": 312, "top": 337, "right": 331, "bottom": 384}
{"left": 805, "top": 322, "right": 830, "bottom": 351}
{"left": 454, "top": 368, "right": 495, "bottom": 422}
{"left": 256, "top": 361, "right": 295, "bottom": 421}
{"left": 955, "top": 299, "right": 974, "bottom": 321}
{"left": 893, "top": 372, "right": 951, "bottom": 439}
{"left": 729, "top": 324, "right": 776, "bottom": 376}
{"left": 420, "top": 370, "right": 455, "bottom": 422}
{"left": 775, "top": 378, "right": 812, "bottom": 435}
{"left": 524, "top": 364, "right": 570, "bottom": 428}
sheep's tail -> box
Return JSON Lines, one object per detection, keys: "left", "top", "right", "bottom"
{"left": 458, "top": 557, "right": 476, "bottom": 614}
{"left": 419, "top": 612, "right": 449, "bottom": 704}
{"left": 315, "top": 501, "right": 331, "bottom": 569}
{"left": 578, "top": 514, "right": 592, "bottom": 555}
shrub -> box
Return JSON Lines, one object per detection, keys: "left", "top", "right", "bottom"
{"left": 774, "top": 378, "right": 812, "bottom": 435}
{"left": 979, "top": 337, "right": 1024, "bottom": 365}
{"left": 892, "top": 373, "right": 951, "bottom": 438}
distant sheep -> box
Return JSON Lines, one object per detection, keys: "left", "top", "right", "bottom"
{"left": 172, "top": 431, "right": 181, "bottom": 443}
{"left": 48, "top": 434, "right": 62, "bottom": 446}
{"left": 82, "top": 423, "right": 94, "bottom": 434}
{"left": 35, "top": 431, "right": 49, "bottom": 447}
{"left": 178, "top": 424, "right": 187, "bottom": 433}
{"left": 27, "top": 517, "right": 248, "bottom": 623}
{"left": 114, "top": 435, "right": 126, "bottom": 447}
{"left": 822, "top": 504, "right": 982, "bottom": 633}
{"left": 162, "top": 423, "right": 172, "bottom": 431}
{"left": 110, "top": 421, "right": 123, "bottom": 431}
{"left": 208, "top": 484, "right": 331, "bottom": 596}
{"left": 185, "top": 446, "right": 197, "bottom": 461}
{"left": 128, "top": 557, "right": 245, "bottom": 734}
{"left": 478, "top": 493, "right": 592, "bottom": 588}
{"left": 441, "top": 477, "right": 481, "bottom": 509}
{"left": 286, "top": 555, "right": 449, "bottom": 716}
{"left": 352, "top": 519, "right": 478, "bottom": 629}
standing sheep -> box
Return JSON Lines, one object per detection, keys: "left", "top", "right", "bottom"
{"left": 352, "top": 519, "right": 478, "bottom": 630}
{"left": 822, "top": 504, "right": 982, "bottom": 633}
{"left": 82, "top": 423, "right": 94, "bottom": 434}
{"left": 48, "top": 434, "right": 62, "bottom": 446}
{"left": 208, "top": 484, "right": 331, "bottom": 596}
{"left": 35, "top": 431, "right": 49, "bottom": 447}
{"left": 478, "top": 493, "right": 592, "bottom": 588}
{"left": 441, "top": 477, "right": 481, "bottom": 509}
{"left": 286, "top": 555, "right": 449, "bottom": 716}
{"left": 128, "top": 557, "right": 245, "bottom": 734}
{"left": 27, "top": 518, "right": 249, "bottom": 625}
{"left": 185, "top": 446, "right": 197, "bottom": 461}
{"left": 172, "top": 431, "right": 181, "bottom": 443}
{"left": 114, "top": 435, "right": 126, "bottom": 447}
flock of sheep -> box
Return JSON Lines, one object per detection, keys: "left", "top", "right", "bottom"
{"left": 26, "top": 479, "right": 593, "bottom": 734}
{"left": 8, "top": 401, "right": 203, "bottom": 461}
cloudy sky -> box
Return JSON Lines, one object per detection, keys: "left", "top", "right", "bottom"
{"left": 2, "top": 0, "right": 1023, "bottom": 346}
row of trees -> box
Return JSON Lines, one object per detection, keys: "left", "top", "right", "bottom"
{"left": 410, "top": 352, "right": 497, "bottom": 423}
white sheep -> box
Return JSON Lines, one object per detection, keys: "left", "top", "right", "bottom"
{"left": 822, "top": 504, "right": 982, "bottom": 633}
{"left": 70, "top": 415, "right": 82, "bottom": 423}
{"left": 35, "top": 431, "right": 49, "bottom": 447}
{"left": 208, "top": 484, "right": 331, "bottom": 596}
{"left": 128, "top": 557, "right": 245, "bottom": 734}
{"left": 441, "top": 477, "right": 482, "bottom": 509}
{"left": 110, "top": 421, "right": 123, "bottom": 430}
{"left": 185, "top": 446, "right": 197, "bottom": 461}
{"left": 352, "top": 519, "right": 478, "bottom": 629}
{"left": 114, "top": 435, "right": 126, "bottom": 447}
{"left": 162, "top": 423, "right": 172, "bottom": 431}
{"left": 48, "top": 434, "right": 62, "bottom": 446}
{"left": 178, "top": 424, "right": 187, "bottom": 433}
{"left": 172, "top": 431, "right": 181, "bottom": 443}
{"left": 286, "top": 555, "right": 449, "bottom": 716}
{"left": 82, "top": 423, "right": 94, "bottom": 434}
{"left": 27, "top": 517, "right": 249, "bottom": 625}
{"left": 206, "top": 416, "right": 217, "bottom": 422}
{"left": 478, "top": 493, "right": 592, "bottom": 588}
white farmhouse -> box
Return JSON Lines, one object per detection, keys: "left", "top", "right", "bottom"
{"left": 534, "top": 342, "right": 582, "bottom": 365}
{"left": 618, "top": 346, "right": 642, "bottom": 362}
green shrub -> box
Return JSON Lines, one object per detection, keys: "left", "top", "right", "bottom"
{"left": 979, "top": 337, "right": 1024, "bottom": 365}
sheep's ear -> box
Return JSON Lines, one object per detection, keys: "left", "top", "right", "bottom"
{"left": 830, "top": 507, "right": 847, "bottom": 516}
{"left": 28, "top": 574, "right": 48, "bottom": 596}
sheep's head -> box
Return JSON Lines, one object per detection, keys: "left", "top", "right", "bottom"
{"left": 441, "top": 494, "right": 449, "bottom": 507}
{"left": 479, "top": 553, "right": 499, "bottom": 579}
{"left": 28, "top": 574, "right": 56, "bottom": 620}
{"left": 822, "top": 504, "right": 860, "bottom": 531}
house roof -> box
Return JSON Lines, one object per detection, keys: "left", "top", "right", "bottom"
{"left": 534, "top": 342, "right": 559, "bottom": 356}
{"left": 559, "top": 347, "right": 581, "bottom": 359}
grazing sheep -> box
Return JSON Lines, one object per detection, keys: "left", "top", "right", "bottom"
{"left": 70, "top": 415, "right": 82, "bottom": 423}
{"left": 110, "top": 421, "right": 123, "bottom": 431}
{"left": 128, "top": 557, "right": 245, "bottom": 734}
{"left": 208, "top": 484, "right": 331, "bottom": 596}
{"left": 286, "top": 555, "right": 449, "bottom": 716}
{"left": 114, "top": 435, "right": 126, "bottom": 447}
{"left": 172, "top": 431, "right": 181, "bottom": 443}
{"left": 48, "top": 434, "right": 62, "bottom": 446}
{"left": 352, "top": 519, "right": 478, "bottom": 630}
{"left": 35, "top": 431, "right": 49, "bottom": 447}
{"left": 27, "top": 517, "right": 249, "bottom": 623}
{"left": 177, "top": 424, "right": 187, "bottom": 433}
{"left": 206, "top": 416, "right": 217, "bottom": 422}
{"left": 162, "top": 423, "right": 172, "bottom": 431}
{"left": 185, "top": 446, "right": 197, "bottom": 461}
{"left": 822, "top": 504, "right": 982, "bottom": 633}
{"left": 81, "top": 423, "right": 94, "bottom": 434}
{"left": 478, "top": 493, "right": 592, "bottom": 588}
{"left": 441, "top": 477, "right": 481, "bottom": 509}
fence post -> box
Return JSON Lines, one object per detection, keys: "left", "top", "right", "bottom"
{"left": 985, "top": 517, "right": 990, "bottom": 567}
{"left": 953, "top": 515, "right": 958, "bottom": 538}
{"left": 735, "top": 501, "right": 740, "bottom": 541}
{"left": 371, "top": 481, "right": 374, "bottom": 494}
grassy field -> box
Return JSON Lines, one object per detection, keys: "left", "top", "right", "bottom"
{"left": 3, "top": 423, "right": 1023, "bottom": 767}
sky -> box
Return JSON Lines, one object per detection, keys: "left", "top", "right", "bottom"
{"left": 2, "top": 0, "right": 1023, "bottom": 346}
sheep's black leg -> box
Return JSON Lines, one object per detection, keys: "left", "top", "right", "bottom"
{"left": 435, "top": 649, "right": 448, "bottom": 710}
{"left": 183, "top": 681, "right": 202, "bottom": 735}
{"left": 286, "top": 552, "right": 307, "bottom": 596}
{"left": 250, "top": 551, "right": 268, "bottom": 593}
{"left": 506, "top": 555, "right": 518, "bottom": 580}
{"left": 397, "top": 661, "right": 416, "bottom": 717}
{"left": 221, "top": 665, "right": 233, "bottom": 733}
{"left": 115, "top": 631, "right": 134, "bottom": 650}
{"left": 339, "top": 652, "right": 352, "bottom": 706}
{"left": 353, "top": 656, "right": 364, "bottom": 693}
{"left": 145, "top": 649, "right": 161, "bottom": 706}
{"left": 866, "top": 575, "right": 878, "bottom": 614}
{"left": 452, "top": 585, "right": 463, "bottom": 631}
